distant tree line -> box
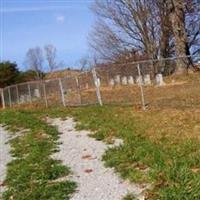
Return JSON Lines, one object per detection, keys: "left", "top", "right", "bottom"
{"left": 0, "top": 61, "right": 43, "bottom": 88}
{"left": 90, "top": 0, "right": 200, "bottom": 74}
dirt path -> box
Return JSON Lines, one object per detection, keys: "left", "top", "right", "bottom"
{"left": 49, "top": 118, "right": 145, "bottom": 200}
{"left": 0, "top": 126, "right": 12, "bottom": 196}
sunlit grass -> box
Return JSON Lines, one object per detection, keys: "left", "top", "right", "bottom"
{"left": 40, "top": 105, "right": 200, "bottom": 200}
{"left": 0, "top": 110, "right": 76, "bottom": 200}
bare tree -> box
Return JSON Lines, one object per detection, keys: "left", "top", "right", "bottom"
{"left": 166, "top": 0, "right": 190, "bottom": 74}
{"left": 157, "top": 0, "right": 174, "bottom": 57}
{"left": 158, "top": 0, "right": 200, "bottom": 59}
{"left": 89, "top": 20, "right": 127, "bottom": 62}
{"left": 79, "top": 56, "right": 90, "bottom": 71}
{"left": 44, "top": 44, "right": 58, "bottom": 72}
{"left": 90, "top": 0, "right": 172, "bottom": 61}
{"left": 90, "top": 0, "right": 199, "bottom": 74}
{"left": 25, "top": 47, "right": 44, "bottom": 80}
{"left": 185, "top": 0, "right": 200, "bottom": 57}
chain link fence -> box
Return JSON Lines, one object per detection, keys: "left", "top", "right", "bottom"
{"left": 1, "top": 56, "right": 200, "bottom": 109}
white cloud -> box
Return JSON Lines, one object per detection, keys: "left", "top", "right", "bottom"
{"left": 56, "top": 15, "right": 65, "bottom": 24}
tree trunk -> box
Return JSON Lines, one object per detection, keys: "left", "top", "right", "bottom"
{"left": 168, "top": 0, "right": 189, "bottom": 74}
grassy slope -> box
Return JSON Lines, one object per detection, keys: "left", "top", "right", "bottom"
{"left": 42, "top": 105, "right": 200, "bottom": 200}
{"left": 1, "top": 103, "right": 200, "bottom": 200}
{"left": 0, "top": 110, "right": 76, "bottom": 200}
{"left": 80, "top": 73, "right": 200, "bottom": 108}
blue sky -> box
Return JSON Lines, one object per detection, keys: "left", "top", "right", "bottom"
{"left": 0, "top": 0, "right": 95, "bottom": 70}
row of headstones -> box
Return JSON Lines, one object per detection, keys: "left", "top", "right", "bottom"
{"left": 18, "top": 89, "right": 41, "bottom": 104}
{"left": 109, "top": 74, "right": 165, "bottom": 86}
{"left": 16, "top": 74, "right": 165, "bottom": 104}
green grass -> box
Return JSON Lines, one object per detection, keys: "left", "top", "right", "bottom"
{"left": 1, "top": 105, "right": 200, "bottom": 200}
{"left": 123, "top": 194, "right": 137, "bottom": 200}
{"left": 39, "top": 105, "right": 200, "bottom": 200}
{"left": 0, "top": 110, "right": 76, "bottom": 200}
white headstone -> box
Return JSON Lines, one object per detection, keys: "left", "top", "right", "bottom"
{"left": 135, "top": 75, "right": 143, "bottom": 85}
{"left": 20, "top": 95, "right": 25, "bottom": 103}
{"left": 144, "top": 74, "right": 151, "bottom": 85}
{"left": 34, "top": 89, "right": 40, "bottom": 98}
{"left": 156, "top": 74, "right": 165, "bottom": 86}
{"left": 109, "top": 78, "right": 115, "bottom": 86}
{"left": 114, "top": 75, "right": 121, "bottom": 84}
{"left": 128, "top": 76, "right": 134, "bottom": 85}
{"left": 27, "top": 94, "right": 31, "bottom": 102}
{"left": 121, "top": 76, "right": 128, "bottom": 85}
{"left": 20, "top": 95, "right": 30, "bottom": 103}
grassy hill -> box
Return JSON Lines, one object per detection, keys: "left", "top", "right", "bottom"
{"left": 45, "top": 69, "right": 81, "bottom": 80}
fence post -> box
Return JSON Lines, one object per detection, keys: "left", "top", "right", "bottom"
{"left": 16, "top": 85, "right": 19, "bottom": 104}
{"left": 42, "top": 81, "right": 48, "bottom": 108}
{"left": 92, "top": 68, "right": 103, "bottom": 106}
{"left": 75, "top": 76, "right": 82, "bottom": 105}
{"left": 0, "top": 89, "right": 5, "bottom": 109}
{"left": 8, "top": 87, "right": 12, "bottom": 107}
{"left": 59, "top": 78, "right": 66, "bottom": 107}
{"left": 151, "top": 60, "right": 155, "bottom": 77}
{"left": 137, "top": 64, "right": 146, "bottom": 111}
{"left": 27, "top": 83, "right": 32, "bottom": 103}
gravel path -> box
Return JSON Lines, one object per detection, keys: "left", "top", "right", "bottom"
{"left": 49, "top": 118, "right": 145, "bottom": 200}
{"left": 0, "top": 126, "right": 12, "bottom": 196}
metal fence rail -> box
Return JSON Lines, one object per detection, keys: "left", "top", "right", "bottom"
{"left": 1, "top": 56, "right": 200, "bottom": 109}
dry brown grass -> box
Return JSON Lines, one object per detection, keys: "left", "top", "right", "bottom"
{"left": 77, "top": 73, "right": 200, "bottom": 145}
{"left": 45, "top": 69, "right": 81, "bottom": 79}
{"left": 133, "top": 108, "right": 200, "bottom": 144}
{"left": 6, "top": 72, "right": 199, "bottom": 113}
{"left": 80, "top": 72, "right": 200, "bottom": 109}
